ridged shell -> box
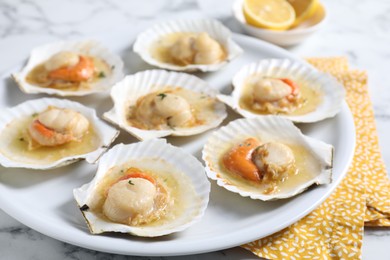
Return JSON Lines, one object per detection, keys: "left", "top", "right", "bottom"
{"left": 73, "top": 139, "right": 210, "bottom": 237}
{"left": 133, "top": 18, "right": 243, "bottom": 72}
{"left": 202, "top": 116, "right": 333, "bottom": 200}
{"left": 0, "top": 98, "right": 119, "bottom": 169}
{"left": 103, "top": 69, "right": 227, "bottom": 140}
{"left": 217, "top": 59, "right": 345, "bottom": 122}
{"left": 12, "top": 40, "right": 124, "bottom": 96}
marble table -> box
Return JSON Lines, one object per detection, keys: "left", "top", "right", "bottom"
{"left": 1, "top": 0, "right": 389, "bottom": 259}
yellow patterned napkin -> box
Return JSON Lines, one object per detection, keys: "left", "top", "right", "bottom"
{"left": 242, "top": 57, "right": 390, "bottom": 259}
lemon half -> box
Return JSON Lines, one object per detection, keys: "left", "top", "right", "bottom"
{"left": 287, "top": 0, "right": 319, "bottom": 27}
{"left": 243, "top": 0, "right": 296, "bottom": 30}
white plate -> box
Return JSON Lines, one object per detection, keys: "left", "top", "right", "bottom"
{"left": 0, "top": 33, "right": 355, "bottom": 256}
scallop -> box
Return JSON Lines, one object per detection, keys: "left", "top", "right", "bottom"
{"left": 12, "top": 40, "right": 124, "bottom": 96}
{"left": 103, "top": 69, "right": 227, "bottom": 140}
{"left": 0, "top": 98, "right": 119, "bottom": 169}
{"left": 202, "top": 116, "right": 333, "bottom": 200}
{"left": 73, "top": 139, "right": 210, "bottom": 237}
{"left": 217, "top": 59, "right": 346, "bottom": 123}
{"left": 133, "top": 18, "right": 243, "bottom": 72}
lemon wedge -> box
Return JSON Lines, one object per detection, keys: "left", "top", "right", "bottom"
{"left": 287, "top": 0, "right": 319, "bottom": 27}
{"left": 243, "top": 0, "right": 296, "bottom": 30}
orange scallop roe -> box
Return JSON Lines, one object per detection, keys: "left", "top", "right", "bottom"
{"left": 31, "top": 119, "right": 55, "bottom": 138}
{"left": 280, "top": 78, "right": 299, "bottom": 95}
{"left": 48, "top": 56, "right": 94, "bottom": 82}
{"left": 117, "top": 167, "right": 156, "bottom": 185}
{"left": 222, "top": 137, "right": 261, "bottom": 182}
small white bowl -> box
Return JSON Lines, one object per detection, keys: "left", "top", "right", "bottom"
{"left": 232, "top": 0, "right": 327, "bottom": 47}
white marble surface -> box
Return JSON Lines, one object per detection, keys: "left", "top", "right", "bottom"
{"left": 0, "top": 0, "right": 389, "bottom": 259}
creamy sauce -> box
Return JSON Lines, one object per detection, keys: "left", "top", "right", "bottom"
{"left": 126, "top": 87, "right": 220, "bottom": 130}
{"left": 88, "top": 158, "right": 200, "bottom": 227}
{"left": 26, "top": 56, "right": 111, "bottom": 90}
{"left": 0, "top": 115, "right": 101, "bottom": 165}
{"left": 239, "top": 73, "right": 323, "bottom": 116}
{"left": 150, "top": 32, "right": 226, "bottom": 66}
{"left": 218, "top": 138, "right": 321, "bottom": 195}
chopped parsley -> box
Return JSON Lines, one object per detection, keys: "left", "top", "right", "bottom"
{"left": 98, "top": 71, "right": 106, "bottom": 78}
{"left": 128, "top": 180, "right": 134, "bottom": 185}
{"left": 31, "top": 113, "right": 38, "bottom": 117}
{"left": 157, "top": 93, "right": 167, "bottom": 100}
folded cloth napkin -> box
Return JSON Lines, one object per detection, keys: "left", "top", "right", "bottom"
{"left": 242, "top": 57, "right": 390, "bottom": 259}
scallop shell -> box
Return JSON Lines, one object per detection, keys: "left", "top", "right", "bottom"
{"left": 73, "top": 139, "right": 210, "bottom": 237}
{"left": 217, "top": 59, "right": 345, "bottom": 122}
{"left": 133, "top": 18, "right": 243, "bottom": 72}
{"left": 0, "top": 98, "right": 119, "bottom": 169}
{"left": 103, "top": 69, "right": 227, "bottom": 140}
{"left": 202, "top": 116, "right": 333, "bottom": 200}
{"left": 12, "top": 40, "right": 124, "bottom": 96}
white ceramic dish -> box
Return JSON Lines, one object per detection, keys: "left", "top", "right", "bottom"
{"left": 0, "top": 33, "right": 355, "bottom": 256}
{"left": 74, "top": 139, "right": 211, "bottom": 237}
{"left": 12, "top": 40, "right": 124, "bottom": 96}
{"left": 218, "top": 58, "right": 345, "bottom": 123}
{"left": 202, "top": 116, "right": 334, "bottom": 200}
{"left": 103, "top": 69, "right": 227, "bottom": 140}
{"left": 0, "top": 98, "right": 119, "bottom": 169}
{"left": 232, "top": 0, "right": 327, "bottom": 46}
{"left": 133, "top": 18, "right": 243, "bottom": 72}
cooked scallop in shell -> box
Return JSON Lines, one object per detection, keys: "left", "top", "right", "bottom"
{"left": 218, "top": 59, "right": 345, "bottom": 123}
{"left": 73, "top": 139, "right": 210, "bottom": 237}
{"left": 202, "top": 116, "right": 333, "bottom": 200}
{"left": 159, "top": 32, "right": 226, "bottom": 66}
{"left": 133, "top": 90, "right": 195, "bottom": 129}
{"left": 133, "top": 18, "right": 242, "bottom": 72}
{"left": 27, "top": 106, "right": 90, "bottom": 148}
{"left": 101, "top": 168, "right": 170, "bottom": 226}
{"left": 0, "top": 98, "right": 119, "bottom": 169}
{"left": 103, "top": 70, "right": 227, "bottom": 140}
{"left": 12, "top": 40, "right": 124, "bottom": 96}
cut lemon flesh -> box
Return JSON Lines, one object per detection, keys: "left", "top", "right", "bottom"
{"left": 243, "top": 0, "right": 296, "bottom": 30}
{"left": 287, "top": 0, "right": 319, "bottom": 27}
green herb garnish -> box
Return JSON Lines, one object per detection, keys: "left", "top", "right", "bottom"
{"left": 31, "top": 113, "right": 38, "bottom": 117}
{"left": 128, "top": 180, "right": 134, "bottom": 185}
{"left": 157, "top": 93, "right": 167, "bottom": 100}
{"left": 98, "top": 71, "right": 106, "bottom": 78}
